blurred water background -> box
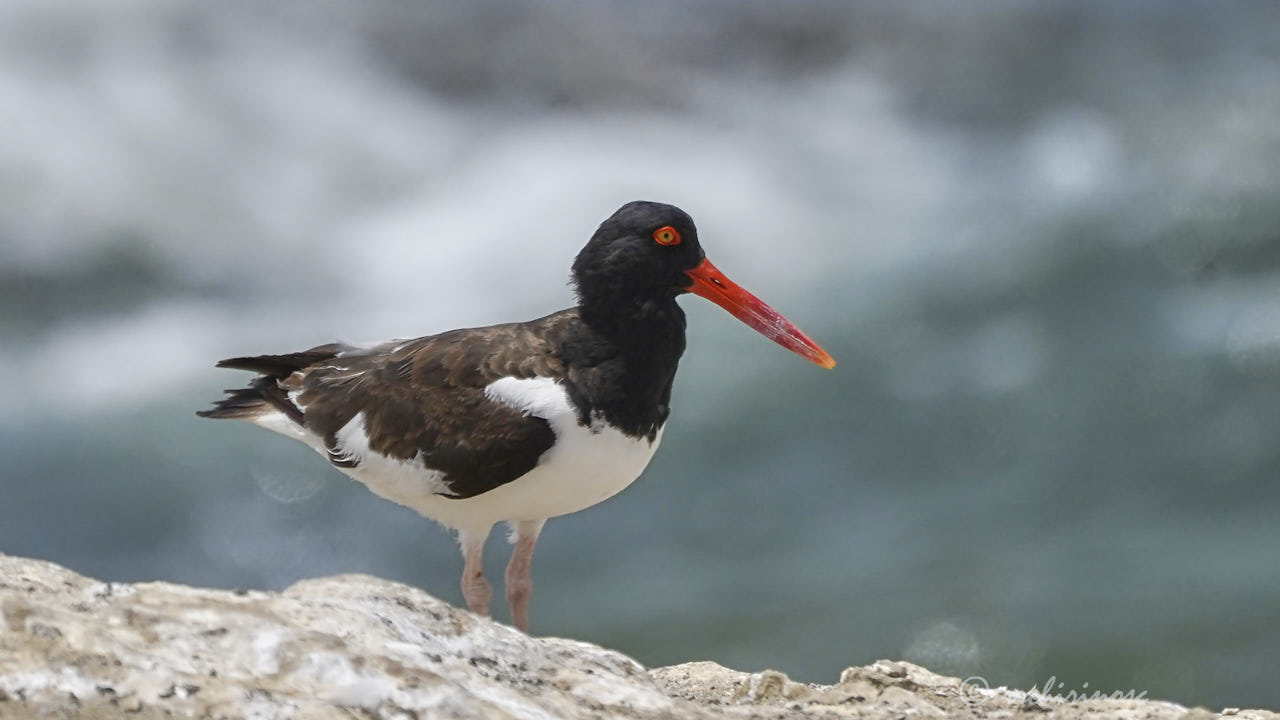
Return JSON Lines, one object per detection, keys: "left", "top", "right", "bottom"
{"left": 2, "top": 0, "right": 1279, "bottom": 709}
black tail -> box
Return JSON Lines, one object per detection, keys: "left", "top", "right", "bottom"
{"left": 197, "top": 343, "right": 350, "bottom": 421}
{"left": 212, "top": 343, "right": 350, "bottom": 377}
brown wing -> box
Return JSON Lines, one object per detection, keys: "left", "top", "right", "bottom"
{"left": 281, "top": 310, "right": 581, "bottom": 499}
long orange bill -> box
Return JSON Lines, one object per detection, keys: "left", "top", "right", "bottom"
{"left": 685, "top": 257, "right": 836, "bottom": 369}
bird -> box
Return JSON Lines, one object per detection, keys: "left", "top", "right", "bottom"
{"left": 198, "top": 201, "right": 834, "bottom": 632}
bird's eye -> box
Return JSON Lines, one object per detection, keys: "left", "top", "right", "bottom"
{"left": 653, "top": 226, "right": 681, "bottom": 246}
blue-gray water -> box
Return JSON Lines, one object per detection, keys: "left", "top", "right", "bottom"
{"left": 2, "top": 0, "right": 1279, "bottom": 709}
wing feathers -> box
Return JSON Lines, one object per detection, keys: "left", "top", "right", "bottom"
{"left": 199, "top": 311, "right": 584, "bottom": 499}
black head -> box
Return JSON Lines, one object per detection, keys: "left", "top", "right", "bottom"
{"left": 572, "top": 201, "right": 705, "bottom": 305}
{"left": 571, "top": 200, "right": 837, "bottom": 369}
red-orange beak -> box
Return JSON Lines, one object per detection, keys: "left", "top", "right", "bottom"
{"left": 685, "top": 257, "right": 836, "bottom": 369}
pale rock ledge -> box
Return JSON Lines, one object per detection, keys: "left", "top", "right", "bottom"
{"left": 0, "top": 553, "right": 1273, "bottom": 719}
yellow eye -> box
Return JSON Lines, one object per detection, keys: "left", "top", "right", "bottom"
{"left": 653, "top": 225, "right": 681, "bottom": 246}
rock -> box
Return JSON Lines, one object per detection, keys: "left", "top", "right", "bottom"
{"left": 0, "top": 553, "right": 1275, "bottom": 720}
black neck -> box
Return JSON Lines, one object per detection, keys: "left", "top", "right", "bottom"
{"left": 560, "top": 293, "right": 687, "bottom": 440}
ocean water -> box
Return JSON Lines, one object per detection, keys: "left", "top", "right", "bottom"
{"left": 2, "top": 0, "right": 1279, "bottom": 709}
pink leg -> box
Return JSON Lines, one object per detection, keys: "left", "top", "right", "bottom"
{"left": 458, "top": 527, "right": 492, "bottom": 618}
{"left": 505, "top": 519, "right": 545, "bottom": 633}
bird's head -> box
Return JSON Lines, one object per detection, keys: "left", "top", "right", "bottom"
{"left": 573, "top": 201, "right": 835, "bottom": 369}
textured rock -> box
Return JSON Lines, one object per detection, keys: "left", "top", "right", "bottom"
{"left": 0, "top": 554, "right": 1275, "bottom": 720}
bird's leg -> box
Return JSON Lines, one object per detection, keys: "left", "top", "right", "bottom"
{"left": 457, "top": 527, "right": 493, "bottom": 618}
{"left": 504, "top": 519, "right": 545, "bottom": 633}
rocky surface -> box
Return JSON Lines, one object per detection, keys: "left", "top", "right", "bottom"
{"left": 0, "top": 554, "right": 1274, "bottom": 720}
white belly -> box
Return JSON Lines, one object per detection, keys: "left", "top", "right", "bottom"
{"left": 252, "top": 377, "right": 663, "bottom": 535}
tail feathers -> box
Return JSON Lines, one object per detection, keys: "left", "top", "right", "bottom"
{"left": 214, "top": 343, "right": 351, "bottom": 378}
{"left": 197, "top": 377, "right": 305, "bottom": 424}
{"left": 197, "top": 386, "right": 270, "bottom": 420}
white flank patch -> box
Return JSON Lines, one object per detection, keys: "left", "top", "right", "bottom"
{"left": 250, "top": 410, "right": 453, "bottom": 504}
{"left": 244, "top": 377, "right": 661, "bottom": 536}
{"left": 330, "top": 413, "right": 455, "bottom": 503}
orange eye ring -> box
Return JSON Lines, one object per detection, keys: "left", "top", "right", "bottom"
{"left": 653, "top": 225, "right": 681, "bottom": 246}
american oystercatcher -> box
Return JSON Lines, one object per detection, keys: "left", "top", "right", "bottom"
{"left": 199, "top": 201, "right": 834, "bottom": 632}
